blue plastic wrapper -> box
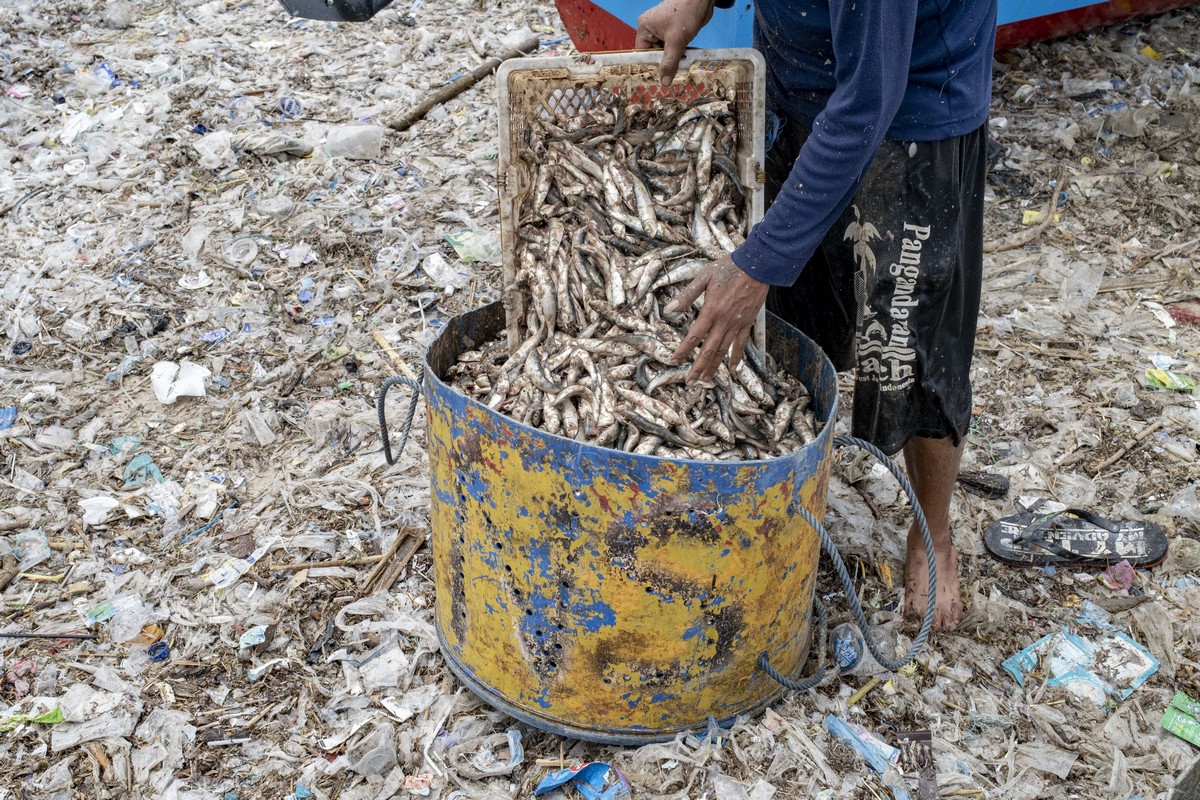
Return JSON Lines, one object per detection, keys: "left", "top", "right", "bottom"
{"left": 0, "top": 407, "right": 16, "bottom": 430}
{"left": 824, "top": 716, "right": 910, "bottom": 800}
{"left": 1002, "top": 627, "right": 1158, "bottom": 705}
{"left": 824, "top": 715, "right": 900, "bottom": 774}
{"left": 534, "top": 762, "right": 630, "bottom": 799}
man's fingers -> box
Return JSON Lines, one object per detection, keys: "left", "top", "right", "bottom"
{"left": 663, "top": 269, "right": 711, "bottom": 314}
{"left": 657, "top": 37, "right": 687, "bottom": 86}
{"left": 669, "top": 315, "right": 711, "bottom": 365}
{"left": 688, "top": 327, "right": 737, "bottom": 384}
{"left": 727, "top": 324, "right": 753, "bottom": 372}
{"left": 634, "top": 26, "right": 661, "bottom": 50}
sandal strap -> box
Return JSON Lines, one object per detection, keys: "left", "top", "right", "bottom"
{"left": 1012, "top": 508, "right": 1125, "bottom": 563}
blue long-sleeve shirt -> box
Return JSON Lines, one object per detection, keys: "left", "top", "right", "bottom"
{"left": 732, "top": 0, "right": 998, "bottom": 286}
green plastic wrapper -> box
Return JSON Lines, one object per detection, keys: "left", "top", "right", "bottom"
{"left": 1172, "top": 690, "right": 1200, "bottom": 718}
{"left": 1145, "top": 369, "right": 1197, "bottom": 392}
{"left": 1161, "top": 705, "right": 1200, "bottom": 748}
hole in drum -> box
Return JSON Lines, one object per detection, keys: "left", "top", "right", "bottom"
{"left": 504, "top": 565, "right": 512, "bottom": 573}
{"left": 535, "top": 629, "right": 543, "bottom": 637}
{"left": 525, "top": 609, "right": 533, "bottom": 616}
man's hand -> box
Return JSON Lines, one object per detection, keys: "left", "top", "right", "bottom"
{"left": 635, "top": 0, "right": 715, "bottom": 86}
{"left": 664, "top": 254, "right": 769, "bottom": 384}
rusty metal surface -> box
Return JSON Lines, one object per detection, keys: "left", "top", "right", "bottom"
{"left": 425, "top": 302, "right": 838, "bottom": 742}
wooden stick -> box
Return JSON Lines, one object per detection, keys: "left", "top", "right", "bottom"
{"left": 372, "top": 330, "right": 418, "bottom": 380}
{"left": 847, "top": 676, "right": 881, "bottom": 707}
{"left": 88, "top": 741, "right": 111, "bottom": 772}
{"left": 362, "top": 528, "right": 411, "bottom": 588}
{"left": 0, "top": 556, "right": 18, "bottom": 592}
{"left": 384, "top": 34, "right": 540, "bottom": 133}
{"left": 361, "top": 537, "right": 421, "bottom": 595}
{"left": 0, "top": 632, "right": 98, "bottom": 640}
{"left": 362, "top": 529, "right": 425, "bottom": 595}
{"left": 271, "top": 555, "right": 383, "bottom": 572}
{"left": 1093, "top": 420, "right": 1164, "bottom": 474}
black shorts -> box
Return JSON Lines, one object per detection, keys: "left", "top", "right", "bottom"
{"left": 764, "top": 117, "right": 986, "bottom": 456}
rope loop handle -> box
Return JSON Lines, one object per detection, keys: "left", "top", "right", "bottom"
{"left": 759, "top": 434, "right": 938, "bottom": 688}
{"left": 377, "top": 375, "right": 422, "bottom": 465}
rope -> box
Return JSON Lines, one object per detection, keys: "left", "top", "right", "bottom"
{"left": 756, "top": 596, "right": 828, "bottom": 691}
{"left": 377, "top": 375, "right": 422, "bottom": 465}
{"left": 759, "top": 434, "right": 938, "bottom": 687}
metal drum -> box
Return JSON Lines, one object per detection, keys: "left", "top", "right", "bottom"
{"left": 423, "top": 302, "right": 838, "bottom": 744}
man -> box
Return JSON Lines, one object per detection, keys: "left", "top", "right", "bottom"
{"left": 637, "top": 0, "right": 997, "bottom": 630}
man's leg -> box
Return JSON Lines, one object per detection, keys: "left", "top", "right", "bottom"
{"left": 902, "top": 434, "right": 965, "bottom": 630}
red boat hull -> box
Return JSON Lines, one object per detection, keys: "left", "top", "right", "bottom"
{"left": 555, "top": 0, "right": 1196, "bottom": 54}
{"left": 996, "top": 0, "right": 1195, "bottom": 49}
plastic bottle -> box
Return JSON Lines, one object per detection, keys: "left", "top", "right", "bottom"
{"left": 831, "top": 622, "right": 886, "bottom": 678}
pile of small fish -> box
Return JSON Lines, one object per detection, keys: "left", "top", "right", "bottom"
{"left": 450, "top": 89, "right": 820, "bottom": 460}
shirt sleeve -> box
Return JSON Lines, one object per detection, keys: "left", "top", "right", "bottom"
{"left": 731, "top": 0, "right": 919, "bottom": 286}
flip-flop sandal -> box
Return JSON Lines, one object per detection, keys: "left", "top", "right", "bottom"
{"left": 983, "top": 507, "right": 1168, "bottom": 568}
{"left": 957, "top": 469, "right": 1010, "bottom": 500}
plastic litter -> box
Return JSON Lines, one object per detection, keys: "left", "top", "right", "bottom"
{"left": 150, "top": 361, "right": 211, "bottom": 404}
{"left": 325, "top": 125, "right": 386, "bottom": 160}
{"left": 1101, "top": 559, "right": 1136, "bottom": 592}
{"left": 13, "top": 530, "right": 52, "bottom": 572}
{"left": 1001, "top": 626, "right": 1159, "bottom": 705}
{"left": 1161, "top": 692, "right": 1200, "bottom": 749}
{"left": 1146, "top": 369, "right": 1197, "bottom": 392}
{"left": 823, "top": 716, "right": 910, "bottom": 800}
{"left": 831, "top": 622, "right": 890, "bottom": 678}
{"left": 449, "top": 728, "right": 525, "bottom": 780}
{"left": 443, "top": 229, "right": 502, "bottom": 264}
{"left": 534, "top": 761, "right": 630, "bottom": 799}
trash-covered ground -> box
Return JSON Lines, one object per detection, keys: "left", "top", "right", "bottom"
{"left": 2, "top": 0, "right": 1199, "bottom": 797}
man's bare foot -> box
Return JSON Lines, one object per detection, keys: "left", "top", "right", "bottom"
{"left": 903, "top": 529, "right": 963, "bottom": 631}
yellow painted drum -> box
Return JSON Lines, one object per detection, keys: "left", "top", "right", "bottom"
{"left": 424, "top": 303, "right": 838, "bottom": 743}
